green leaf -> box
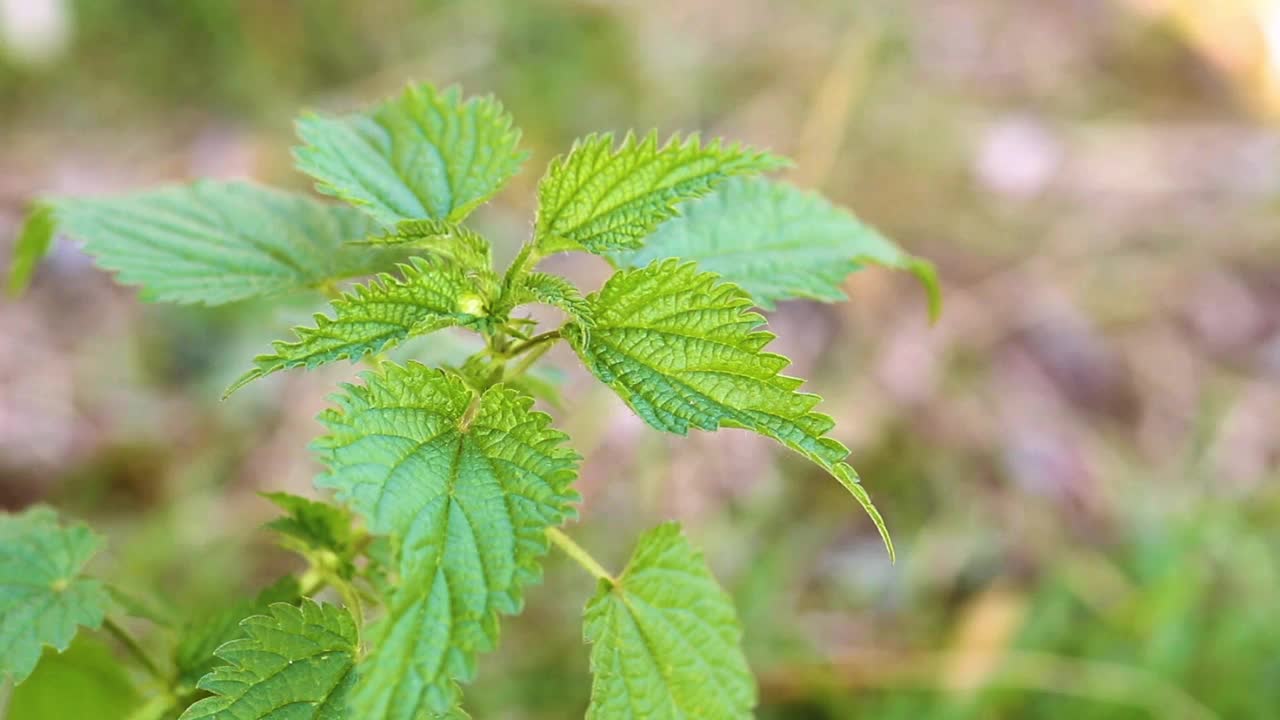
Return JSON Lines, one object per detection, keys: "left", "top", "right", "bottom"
{"left": 295, "top": 83, "right": 526, "bottom": 226}
{"left": 226, "top": 257, "right": 491, "bottom": 396}
{"left": 51, "top": 181, "right": 395, "bottom": 306}
{"left": 566, "top": 260, "right": 892, "bottom": 558}
{"left": 7, "top": 202, "right": 57, "bottom": 297}
{"left": 616, "top": 177, "right": 940, "bottom": 315}
{"left": 0, "top": 507, "right": 111, "bottom": 684}
{"left": 534, "top": 132, "right": 787, "bottom": 255}
{"left": 173, "top": 580, "right": 302, "bottom": 691}
{"left": 261, "top": 492, "right": 355, "bottom": 573}
{"left": 314, "top": 363, "right": 580, "bottom": 717}
{"left": 495, "top": 271, "right": 593, "bottom": 326}
{"left": 451, "top": 352, "right": 568, "bottom": 411}
{"left": 7, "top": 635, "right": 141, "bottom": 720}
{"left": 354, "top": 219, "right": 493, "bottom": 275}
{"left": 174, "top": 603, "right": 259, "bottom": 690}
{"left": 178, "top": 600, "right": 358, "bottom": 720}
{"left": 584, "top": 523, "right": 755, "bottom": 719}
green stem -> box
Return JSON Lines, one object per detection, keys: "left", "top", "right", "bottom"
{"left": 547, "top": 527, "right": 615, "bottom": 583}
{"left": 298, "top": 567, "right": 327, "bottom": 597}
{"left": 506, "top": 340, "right": 554, "bottom": 381}
{"left": 505, "top": 330, "right": 561, "bottom": 359}
{"left": 103, "top": 617, "right": 166, "bottom": 684}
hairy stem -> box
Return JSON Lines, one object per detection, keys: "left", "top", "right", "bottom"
{"left": 103, "top": 617, "right": 166, "bottom": 684}
{"left": 506, "top": 329, "right": 560, "bottom": 359}
{"left": 547, "top": 527, "right": 615, "bottom": 583}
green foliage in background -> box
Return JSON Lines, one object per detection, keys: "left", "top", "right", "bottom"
{"left": 0, "top": 508, "right": 110, "bottom": 685}
{"left": 4, "top": 82, "right": 932, "bottom": 718}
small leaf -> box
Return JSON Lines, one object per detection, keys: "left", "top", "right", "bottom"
{"left": 178, "top": 600, "right": 358, "bottom": 720}
{"left": 495, "top": 271, "right": 593, "bottom": 326}
{"left": 315, "top": 363, "right": 580, "bottom": 718}
{"left": 7, "top": 203, "right": 57, "bottom": 297}
{"left": 50, "top": 181, "right": 397, "bottom": 306}
{"left": 261, "top": 492, "right": 355, "bottom": 573}
{"left": 0, "top": 506, "right": 111, "bottom": 684}
{"left": 567, "top": 260, "right": 892, "bottom": 558}
{"left": 295, "top": 83, "right": 527, "bottom": 225}
{"left": 7, "top": 635, "right": 141, "bottom": 720}
{"left": 226, "top": 257, "right": 492, "bottom": 396}
{"left": 617, "top": 177, "right": 940, "bottom": 315}
{"left": 535, "top": 132, "right": 786, "bottom": 255}
{"left": 585, "top": 523, "right": 755, "bottom": 719}
{"left": 452, "top": 353, "right": 568, "bottom": 410}
{"left": 355, "top": 219, "right": 493, "bottom": 275}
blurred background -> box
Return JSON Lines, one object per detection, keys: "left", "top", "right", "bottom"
{"left": 2, "top": 1, "right": 1279, "bottom": 718}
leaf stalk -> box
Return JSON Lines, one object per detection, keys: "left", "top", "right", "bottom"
{"left": 547, "top": 527, "right": 615, "bottom": 584}
{"left": 103, "top": 616, "right": 167, "bottom": 684}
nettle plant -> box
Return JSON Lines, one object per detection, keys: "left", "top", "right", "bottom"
{"left": 3, "top": 84, "right": 936, "bottom": 718}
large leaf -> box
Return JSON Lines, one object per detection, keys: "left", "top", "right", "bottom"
{"left": 178, "top": 601, "right": 358, "bottom": 720}
{"left": 7, "top": 635, "right": 141, "bottom": 720}
{"left": 226, "top": 257, "right": 491, "bottom": 396}
{"left": 534, "top": 132, "right": 786, "bottom": 255}
{"left": 0, "top": 506, "right": 111, "bottom": 684}
{"left": 566, "top": 259, "right": 891, "bottom": 557}
{"left": 314, "top": 364, "right": 580, "bottom": 717}
{"left": 616, "top": 177, "right": 940, "bottom": 314}
{"left": 51, "top": 181, "right": 393, "bottom": 306}
{"left": 295, "top": 83, "right": 526, "bottom": 225}
{"left": 584, "top": 523, "right": 754, "bottom": 719}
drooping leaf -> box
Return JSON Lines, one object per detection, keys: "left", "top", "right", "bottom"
{"left": 7, "top": 202, "right": 57, "bottom": 297}
{"left": 226, "top": 257, "right": 491, "bottom": 396}
{"left": 354, "top": 219, "right": 493, "bottom": 275}
{"left": 261, "top": 492, "right": 355, "bottom": 574}
{"left": 178, "top": 601, "right": 358, "bottom": 720}
{"left": 295, "top": 83, "right": 526, "bottom": 225}
{"left": 0, "top": 506, "right": 111, "bottom": 684}
{"left": 584, "top": 523, "right": 755, "bottom": 719}
{"left": 566, "top": 259, "right": 891, "bottom": 557}
{"left": 616, "top": 177, "right": 940, "bottom": 314}
{"left": 49, "top": 181, "right": 396, "bottom": 306}
{"left": 314, "top": 363, "right": 580, "bottom": 718}
{"left": 534, "top": 132, "right": 786, "bottom": 255}
{"left": 7, "top": 635, "right": 141, "bottom": 720}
